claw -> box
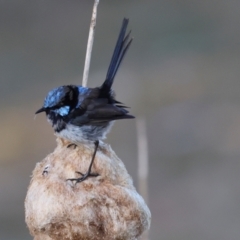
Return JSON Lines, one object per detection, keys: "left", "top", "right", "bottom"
{"left": 67, "top": 143, "right": 77, "bottom": 149}
{"left": 76, "top": 171, "right": 84, "bottom": 176}
{"left": 66, "top": 140, "right": 100, "bottom": 184}
{"left": 67, "top": 171, "right": 99, "bottom": 183}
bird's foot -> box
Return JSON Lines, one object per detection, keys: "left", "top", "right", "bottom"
{"left": 42, "top": 165, "right": 50, "bottom": 176}
{"left": 67, "top": 171, "right": 99, "bottom": 183}
{"left": 67, "top": 143, "right": 77, "bottom": 149}
{"left": 67, "top": 140, "right": 100, "bottom": 184}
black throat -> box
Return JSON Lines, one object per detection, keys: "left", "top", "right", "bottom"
{"left": 47, "top": 85, "right": 79, "bottom": 133}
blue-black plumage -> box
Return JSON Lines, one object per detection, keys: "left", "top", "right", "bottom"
{"left": 35, "top": 18, "right": 134, "bottom": 183}
{"left": 36, "top": 18, "right": 134, "bottom": 143}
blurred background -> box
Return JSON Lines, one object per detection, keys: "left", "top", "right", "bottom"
{"left": 1, "top": 0, "right": 240, "bottom": 239}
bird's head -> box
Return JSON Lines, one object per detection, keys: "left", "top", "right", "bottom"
{"left": 36, "top": 85, "right": 79, "bottom": 117}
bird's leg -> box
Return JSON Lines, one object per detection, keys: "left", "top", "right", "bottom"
{"left": 67, "top": 143, "right": 77, "bottom": 149}
{"left": 67, "top": 140, "right": 99, "bottom": 183}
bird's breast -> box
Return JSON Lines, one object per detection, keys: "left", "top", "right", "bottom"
{"left": 56, "top": 122, "right": 114, "bottom": 144}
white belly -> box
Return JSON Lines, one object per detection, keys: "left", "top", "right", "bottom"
{"left": 55, "top": 122, "right": 114, "bottom": 144}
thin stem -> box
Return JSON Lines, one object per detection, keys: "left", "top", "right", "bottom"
{"left": 136, "top": 117, "right": 149, "bottom": 240}
{"left": 82, "top": 0, "right": 100, "bottom": 87}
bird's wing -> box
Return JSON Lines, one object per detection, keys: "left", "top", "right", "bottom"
{"left": 69, "top": 90, "right": 134, "bottom": 126}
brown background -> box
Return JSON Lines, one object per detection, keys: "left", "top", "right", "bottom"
{"left": 1, "top": 0, "right": 240, "bottom": 239}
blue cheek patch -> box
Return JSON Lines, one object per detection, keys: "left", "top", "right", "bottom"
{"left": 54, "top": 106, "right": 70, "bottom": 116}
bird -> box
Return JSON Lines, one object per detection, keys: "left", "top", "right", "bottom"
{"left": 35, "top": 18, "right": 134, "bottom": 183}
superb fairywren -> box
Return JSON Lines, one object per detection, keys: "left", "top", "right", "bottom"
{"left": 36, "top": 18, "right": 134, "bottom": 183}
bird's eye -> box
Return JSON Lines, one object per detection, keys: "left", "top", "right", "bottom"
{"left": 59, "top": 102, "right": 65, "bottom": 107}
{"left": 50, "top": 102, "right": 64, "bottom": 110}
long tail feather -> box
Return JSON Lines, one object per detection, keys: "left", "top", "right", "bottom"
{"left": 100, "top": 18, "right": 133, "bottom": 97}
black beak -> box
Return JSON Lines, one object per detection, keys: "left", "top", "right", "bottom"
{"left": 35, "top": 107, "right": 46, "bottom": 114}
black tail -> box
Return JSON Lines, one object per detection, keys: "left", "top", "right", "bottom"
{"left": 100, "top": 18, "right": 133, "bottom": 97}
